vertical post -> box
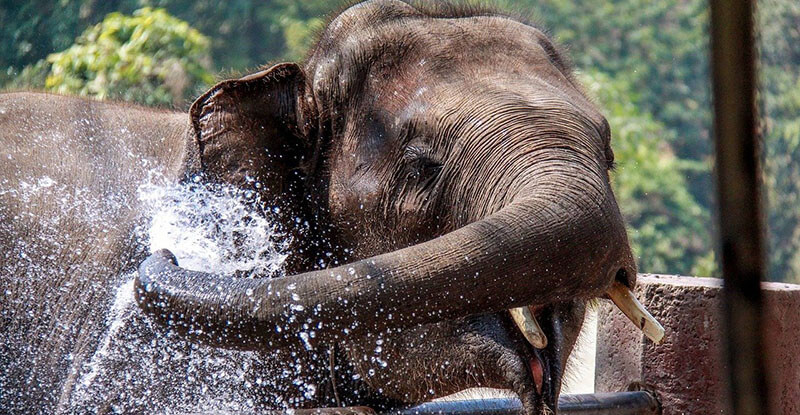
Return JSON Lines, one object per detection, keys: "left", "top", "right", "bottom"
{"left": 709, "top": 1, "right": 769, "bottom": 414}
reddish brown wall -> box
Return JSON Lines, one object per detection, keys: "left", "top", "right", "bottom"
{"left": 595, "top": 275, "right": 800, "bottom": 415}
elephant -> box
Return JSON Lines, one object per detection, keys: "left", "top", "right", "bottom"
{"left": 1, "top": 1, "right": 663, "bottom": 414}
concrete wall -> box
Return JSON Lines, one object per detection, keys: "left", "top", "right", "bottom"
{"left": 595, "top": 275, "right": 800, "bottom": 415}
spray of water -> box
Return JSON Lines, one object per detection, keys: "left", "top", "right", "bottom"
{"left": 65, "top": 175, "right": 322, "bottom": 413}
{"left": 137, "top": 176, "right": 289, "bottom": 277}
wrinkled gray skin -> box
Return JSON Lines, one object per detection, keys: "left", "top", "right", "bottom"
{"left": 1, "top": 1, "right": 636, "bottom": 414}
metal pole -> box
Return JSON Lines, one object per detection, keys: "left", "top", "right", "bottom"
{"left": 709, "top": 1, "right": 770, "bottom": 414}
{"left": 387, "top": 391, "right": 660, "bottom": 415}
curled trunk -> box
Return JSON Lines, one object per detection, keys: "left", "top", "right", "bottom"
{"left": 135, "top": 178, "right": 634, "bottom": 350}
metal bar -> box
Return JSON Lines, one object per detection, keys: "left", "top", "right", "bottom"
{"left": 709, "top": 0, "right": 770, "bottom": 415}
{"left": 387, "top": 391, "right": 660, "bottom": 415}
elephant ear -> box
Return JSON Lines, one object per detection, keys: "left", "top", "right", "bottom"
{"left": 187, "top": 63, "right": 314, "bottom": 198}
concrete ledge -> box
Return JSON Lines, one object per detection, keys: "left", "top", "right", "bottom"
{"left": 595, "top": 275, "right": 800, "bottom": 415}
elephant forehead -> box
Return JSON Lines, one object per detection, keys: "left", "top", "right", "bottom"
{"left": 366, "top": 79, "right": 607, "bottom": 156}
{"left": 308, "top": 6, "right": 581, "bottom": 105}
{"left": 317, "top": 1, "right": 562, "bottom": 68}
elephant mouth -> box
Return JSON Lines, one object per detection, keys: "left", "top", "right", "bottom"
{"left": 508, "top": 285, "right": 664, "bottom": 414}
{"left": 509, "top": 305, "right": 557, "bottom": 414}
{"left": 518, "top": 307, "right": 548, "bottom": 395}
{"left": 528, "top": 351, "right": 555, "bottom": 414}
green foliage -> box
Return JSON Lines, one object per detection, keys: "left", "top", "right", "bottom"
{"left": 1, "top": 1, "right": 340, "bottom": 76}
{"left": 2, "top": 60, "right": 49, "bottom": 91}
{"left": 581, "top": 70, "right": 713, "bottom": 276}
{"left": 136, "top": 0, "right": 339, "bottom": 68}
{"left": 759, "top": 0, "right": 800, "bottom": 283}
{"left": 762, "top": 70, "right": 800, "bottom": 284}
{"left": 0, "top": 0, "right": 139, "bottom": 84}
{"left": 282, "top": 16, "right": 326, "bottom": 61}
{"left": 43, "top": 8, "right": 213, "bottom": 107}
{"left": 1, "top": 1, "right": 85, "bottom": 74}
{"left": 522, "top": 0, "right": 711, "bottom": 162}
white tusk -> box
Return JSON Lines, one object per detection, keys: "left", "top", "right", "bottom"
{"left": 509, "top": 306, "right": 548, "bottom": 349}
{"left": 607, "top": 280, "right": 666, "bottom": 344}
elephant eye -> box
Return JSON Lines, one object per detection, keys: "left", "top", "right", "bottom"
{"left": 402, "top": 144, "right": 443, "bottom": 183}
{"left": 416, "top": 159, "right": 443, "bottom": 178}
{"left": 402, "top": 144, "right": 425, "bottom": 162}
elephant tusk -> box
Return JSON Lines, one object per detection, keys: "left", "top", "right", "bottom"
{"left": 607, "top": 280, "right": 665, "bottom": 344}
{"left": 509, "top": 306, "right": 548, "bottom": 349}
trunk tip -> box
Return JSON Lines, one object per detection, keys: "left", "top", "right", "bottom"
{"left": 135, "top": 249, "right": 178, "bottom": 304}
{"left": 150, "top": 249, "right": 179, "bottom": 266}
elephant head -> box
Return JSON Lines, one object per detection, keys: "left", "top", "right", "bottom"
{"left": 135, "top": 1, "right": 663, "bottom": 413}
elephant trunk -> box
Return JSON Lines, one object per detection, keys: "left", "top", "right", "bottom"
{"left": 135, "top": 176, "right": 634, "bottom": 350}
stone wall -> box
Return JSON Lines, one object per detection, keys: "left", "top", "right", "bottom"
{"left": 595, "top": 275, "right": 799, "bottom": 415}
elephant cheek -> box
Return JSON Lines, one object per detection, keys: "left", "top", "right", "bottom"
{"left": 339, "top": 316, "right": 532, "bottom": 404}
{"left": 329, "top": 177, "right": 383, "bottom": 226}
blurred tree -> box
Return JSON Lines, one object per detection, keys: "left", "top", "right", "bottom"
{"left": 0, "top": 0, "right": 117, "bottom": 82}
{"left": 759, "top": 0, "right": 800, "bottom": 283}
{"left": 42, "top": 8, "right": 214, "bottom": 107}
{"left": 581, "top": 70, "right": 714, "bottom": 276}
{"left": 1, "top": 0, "right": 339, "bottom": 81}
{"left": 136, "top": 0, "right": 337, "bottom": 69}
{"left": 3, "top": 60, "right": 50, "bottom": 91}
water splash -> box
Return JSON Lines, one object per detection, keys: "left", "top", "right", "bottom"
{"left": 137, "top": 176, "right": 289, "bottom": 277}
{"left": 65, "top": 175, "right": 320, "bottom": 413}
